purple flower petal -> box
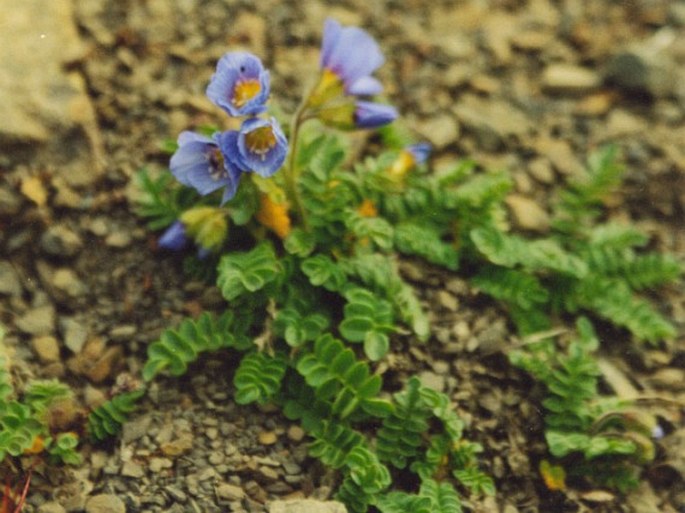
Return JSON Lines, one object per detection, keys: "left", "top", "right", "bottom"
{"left": 232, "top": 117, "right": 288, "bottom": 178}
{"left": 355, "top": 101, "right": 398, "bottom": 129}
{"left": 206, "top": 51, "right": 270, "bottom": 117}
{"left": 348, "top": 76, "right": 384, "bottom": 96}
{"left": 158, "top": 221, "right": 188, "bottom": 251}
{"left": 320, "top": 18, "right": 384, "bottom": 94}
{"left": 170, "top": 131, "right": 243, "bottom": 203}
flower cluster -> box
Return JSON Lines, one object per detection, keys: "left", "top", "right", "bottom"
{"left": 170, "top": 52, "right": 287, "bottom": 205}
{"left": 162, "top": 19, "right": 402, "bottom": 252}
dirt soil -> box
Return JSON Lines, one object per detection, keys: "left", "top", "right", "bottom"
{"left": 1, "top": 1, "right": 684, "bottom": 512}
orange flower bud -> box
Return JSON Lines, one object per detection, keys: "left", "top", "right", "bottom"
{"left": 256, "top": 194, "right": 291, "bottom": 239}
{"left": 357, "top": 199, "right": 378, "bottom": 218}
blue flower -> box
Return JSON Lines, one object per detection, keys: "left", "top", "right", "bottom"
{"left": 406, "top": 143, "right": 432, "bottom": 165}
{"left": 206, "top": 52, "right": 270, "bottom": 117}
{"left": 388, "top": 143, "right": 431, "bottom": 180}
{"left": 320, "top": 18, "right": 384, "bottom": 96}
{"left": 158, "top": 221, "right": 188, "bottom": 251}
{"left": 170, "top": 131, "right": 243, "bottom": 204}
{"left": 354, "top": 101, "right": 398, "bottom": 129}
{"left": 224, "top": 117, "right": 288, "bottom": 178}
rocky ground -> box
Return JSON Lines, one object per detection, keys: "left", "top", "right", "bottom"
{"left": 1, "top": 1, "right": 684, "bottom": 512}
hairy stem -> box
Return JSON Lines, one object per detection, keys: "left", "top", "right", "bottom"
{"left": 284, "top": 105, "right": 309, "bottom": 230}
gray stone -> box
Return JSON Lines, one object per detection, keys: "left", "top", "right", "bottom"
{"left": 542, "top": 64, "right": 601, "bottom": 95}
{"left": 85, "top": 494, "right": 126, "bottom": 513}
{"left": 505, "top": 194, "right": 550, "bottom": 232}
{"left": 0, "top": 261, "right": 22, "bottom": 296}
{"left": 417, "top": 114, "right": 460, "bottom": 150}
{"left": 216, "top": 483, "right": 245, "bottom": 501}
{"left": 165, "top": 485, "right": 187, "bottom": 503}
{"left": 38, "top": 503, "right": 67, "bottom": 513}
{"left": 418, "top": 371, "right": 446, "bottom": 393}
{"left": 105, "top": 231, "right": 132, "bottom": 248}
{"left": 51, "top": 268, "right": 87, "bottom": 299}
{"left": 268, "top": 500, "right": 348, "bottom": 513}
{"left": 31, "top": 335, "right": 60, "bottom": 362}
{"left": 16, "top": 304, "right": 55, "bottom": 335}
{"left": 0, "top": 0, "right": 104, "bottom": 186}
{"left": 604, "top": 28, "right": 681, "bottom": 98}
{"left": 454, "top": 96, "right": 532, "bottom": 151}
{"left": 40, "top": 225, "right": 83, "bottom": 258}
{"left": 0, "top": 185, "right": 22, "bottom": 215}
{"left": 60, "top": 317, "right": 88, "bottom": 354}
{"left": 122, "top": 414, "right": 152, "bottom": 443}
{"left": 121, "top": 461, "right": 145, "bottom": 478}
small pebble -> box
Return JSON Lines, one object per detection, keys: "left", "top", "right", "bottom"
{"left": 287, "top": 425, "right": 305, "bottom": 442}
{"left": 258, "top": 431, "right": 278, "bottom": 445}
{"left": 216, "top": 483, "right": 245, "bottom": 501}
{"left": 85, "top": 494, "right": 126, "bottom": 513}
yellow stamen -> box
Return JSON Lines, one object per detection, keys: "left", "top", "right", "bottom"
{"left": 232, "top": 79, "right": 261, "bottom": 108}
{"left": 246, "top": 127, "right": 277, "bottom": 160}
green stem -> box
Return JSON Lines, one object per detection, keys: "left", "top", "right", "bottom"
{"left": 284, "top": 104, "right": 309, "bottom": 230}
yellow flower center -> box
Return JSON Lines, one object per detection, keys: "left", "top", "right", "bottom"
{"left": 245, "top": 126, "right": 277, "bottom": 160}
{"left": 232, "top": 79, "right": 261, "bottom": 108}
{"left": 306, "top": 68, "right": 345, "bottom": 108}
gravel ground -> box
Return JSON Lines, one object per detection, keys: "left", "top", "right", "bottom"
{"left": 1, "top": 1, "right": 684, "bottom": 512}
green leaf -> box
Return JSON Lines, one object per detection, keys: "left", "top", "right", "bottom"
{"left": 394, "top": 222, "right": 459, "bottom": 270}
{"left": 472, "top": 266, "right": 549, "bottom": 310}
{"left": 88, "top": 390, "right": 145, "bottom": 441}
{"left": 419, "top": 479, "right": 462, "bottom": 513}
{"left": 143, "top": 311, "right": 253, "bottom": 381}
{"left": 234, "top": 352, "right": 287, "bottom": 405}
{"left": 217, "top": 241, "right": 281, "bottom": 301}
{"left": 339, "top": 288, "right": 394, "bottom": 359}
{"left": 301, "top": 254, "right": 347, "bottom": 292}
{"left": 284, "top": 228, "right": 316, "bottom": 257}
{"left": 364, "top": 331, "right": 389, "bottom": 361}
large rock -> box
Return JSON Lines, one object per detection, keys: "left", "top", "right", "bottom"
{"left": 604, "top": 27, "right": 682, "bottom": 99}
{"left": 0, "top": 0, "right": 104, "bottom": 187}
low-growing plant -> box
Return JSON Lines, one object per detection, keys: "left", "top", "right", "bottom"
{"left": 0, "top": 325, "right": 81, "bottom": 477}
{"left": 132, "top": 18, "right": 494, "bottom": 512}
{"left": 471, "top": 145, "right": 682, "bottom": 343}
{"left": 511, "top": 317, "right": 662, "bottom": 492}
{"left": 128, "top": 14, "right": 682, "bottom": 508}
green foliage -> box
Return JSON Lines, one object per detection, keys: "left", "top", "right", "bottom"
{"left": 339, "top": 287, "right": 394, "bottom": 360}
{"left": 273, "top": 299, "right": 329, "bottom": 348}
{"left": 296, "top": 335, "right": 390, "bottom": 419}
{"left": 418, "top": 479, "right": 463, "bottom": 513}
{"left": 135, "top": 168, "right": 190, "bottom": 230}
{"left": 87, "top": 389, "right": 145, "bottom": 441}
{"left": 217, "top": 241, "right": 283, "bottom": 301}
{"left": 47, "top": 432, "right": 82, "bottom": 465}
{"left": 394, "top": 222, "right": 459, "bottom": 270}
{"left": 143, "top": 311, "right": 253, "bottom": 381}
{"left": 376, "top": 378, "right": 430, "bottom": 469}
{"left": 0, "top": 327, "right": 81, "bottom": 465}
{"left": 234, "top": 352, "right": 287, "bottom": 405}
{"left": 136, "top": 35, "right": 681, "bottom": 509}
{"left": 510, "top": 318, "right": 657, "bottom": 489}
{"left": 301, "top": 254, "right": 347, "bottom": 292}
